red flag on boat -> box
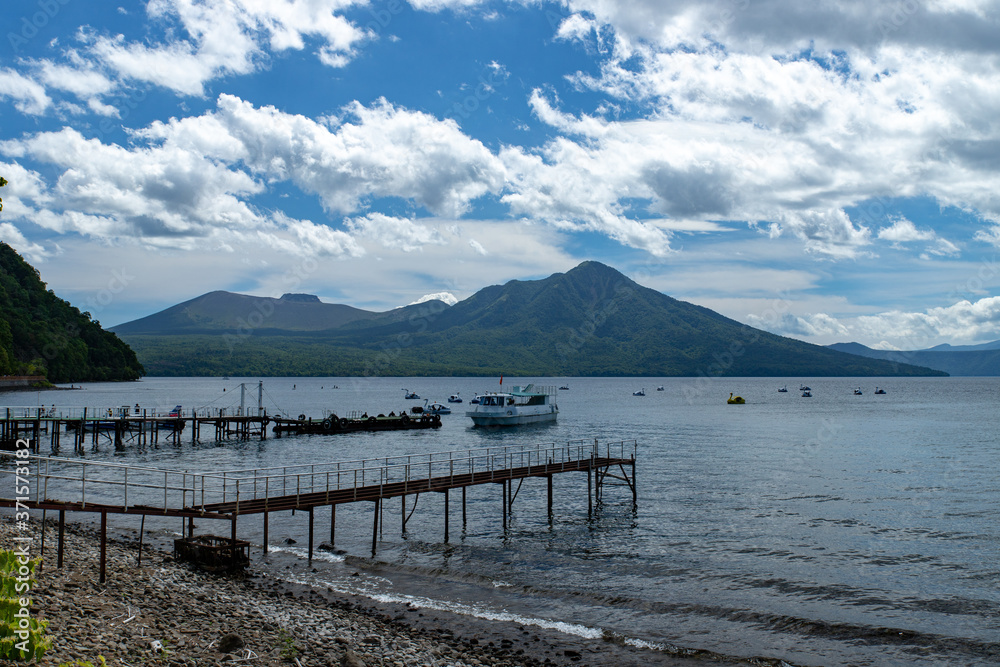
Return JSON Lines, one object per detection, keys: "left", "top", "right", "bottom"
{"left": 500, "top": 374, "right": 503, "bottom": 386}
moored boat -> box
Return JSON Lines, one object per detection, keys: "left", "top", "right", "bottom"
{"left": 466, "top": 384, "right": 558, "bottom": 427}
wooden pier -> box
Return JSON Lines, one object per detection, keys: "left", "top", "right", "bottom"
{"left": 0, "top": 440, "right": 637, "bottom": 581}
{"left": 1, "top": 408, "right": 269, "bottom": 453}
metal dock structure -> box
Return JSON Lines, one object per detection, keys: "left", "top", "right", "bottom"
{"left": 1, "top": 439, "right": 637, "bottom": 581}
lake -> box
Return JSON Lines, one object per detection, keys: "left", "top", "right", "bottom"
{"left": 3, "top": 375, "right": 999, "bottom": 666}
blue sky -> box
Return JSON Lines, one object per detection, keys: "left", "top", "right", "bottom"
{"left": 2, "top": 0, "right": 1000, "bottom": 351}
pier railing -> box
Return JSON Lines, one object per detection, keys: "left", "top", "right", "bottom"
{"left": 1, "top": 406, "right": 263, "bottom": 420}
{"left": 0, "top": 440, "right": 636, "bottom": 515}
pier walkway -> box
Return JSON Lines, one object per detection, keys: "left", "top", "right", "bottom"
{"left": 1, "top": 439, "right": 637, "bottom": 581}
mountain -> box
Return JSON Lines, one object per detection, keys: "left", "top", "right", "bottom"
{"left": 0, "top": 242, "right": 144, "bottom": 383}
{"left": 923, "top": 340, "right": 1000, "bottom": 352}
{"left": 115, "top": 261, "right": 944, "bottom": 377}
{"left": 112, "top": 290, "right": 381, "bottom": 335}
{"left": 828, "top": 341, "right": 1000, "bottom": 376}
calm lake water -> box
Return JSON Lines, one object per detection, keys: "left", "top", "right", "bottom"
{"left": 4, "top": 376, "right": 999, "bottom": 666}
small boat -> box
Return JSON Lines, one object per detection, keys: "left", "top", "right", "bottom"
{"left": 799, "top": 385, "right": 811, "bottom": 391}
{"left": 633, "top": 389, "right": 646, "bottom": 396}
{"left": 656, "top": 386, "right": 665, "bottom": 391}
{"left": 778, "top": 385, "right": 788, "bottom": 392}
{"left": 801, "top": 391, "right": 812, "bottom": 397}
{"left": 874, "top": 387, "right": 886, "bottom": 394}
{"left": 854, "top": 387, "right": 863, "bottom": 395}
{"left": 425, "top": 402, "right": 451, "bottom": 415}
{"left": 727, "top": 393, "right": 745, "bottom": 404}
{"left": 447, "top": 394, "right": 463, "bottom": 403}
{"left": 559, "top": 385, "right": 569, "bottom": 390}
{"left": 466, "top": 384, "right": 558, "bottom": 427}
{"left": 469, "top": 396, "right": 481, "bottom": 404}
{"left": 403, "top": 390, "right": 420, "bottom": 400}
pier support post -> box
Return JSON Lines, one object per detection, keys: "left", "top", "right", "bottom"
{"left": 401, "top": 494, "right": 406, "bottom": 533}
{"left": 371, "top": 499, "right": 380, "bottom": 557}
{"left": 587, "top": 466, "right": 593, "bottom": 518}
{"left": 138, "top": 515, "right": 146, "bottom": 566}
{"left": 308, "top": 506, "right": 314, "bottom": 563}
{"left": 501, "top": 481, "right": 507, "bottom": 533}
{"left": 462, "top": 487, "right": 467, "bottom": 527}
{"left": 547, "top": 474, "right": 553, "bottom": 524}
{"left": 230, "top": 515, "right": 238, "bottom": 572}
{"left": 330, "top": 505, "right": 336, "bottom": 546}
{"left": 632, "top": 461, "right": 637, "bottom": 507}
{"left": 444, "top": 489, "right": 450, "bottom": 543}
{"left": 262, "top": 511, "right": 269, "bottom": 553}
{"left": 57, "top": 510, "right": 65, "bottom": 569}
{"left": 99, "top": 511, "right": 107, "bottom": 584}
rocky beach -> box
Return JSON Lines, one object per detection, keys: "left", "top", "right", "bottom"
{"left": 3, "top": 519, "right": 720, "bottom": 667}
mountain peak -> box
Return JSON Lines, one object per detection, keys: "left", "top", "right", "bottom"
{"left": 280, "top": 293, "right": 321, "bottom": 303}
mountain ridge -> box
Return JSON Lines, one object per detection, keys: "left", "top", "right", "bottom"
{"left": 827, "top": 341, "right": 1000, "bottom": 376}
{"left": 115, "top": 261, "right": 945, "bottom": 378}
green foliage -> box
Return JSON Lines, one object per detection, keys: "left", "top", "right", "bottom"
{"left": 277, "top": 629, "right": 300, "bottom": 661}
{"left": 0, "top": 549, "right": 52, "bottom": 661}
{"left": 58, "top": 658, "right": 107, "bottom": 667}
{"left": 119, "top": 262, "right": 945, "bottom": 378}
{"left": 0, "top": 175, "right": 7, "bottom": 212}
{"left": 0, "top": 242, "right": 144, "bottom": 382}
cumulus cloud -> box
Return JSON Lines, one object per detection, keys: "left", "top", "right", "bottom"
{"left": 747, "top": 311, "right": 850, "bottom": 338}
{"left": 855, "top": 296, "right": 1000, "bottom": 345}
{"left": 0, "top": 69, "right": 51, "bottom": 115}
{"left": 1, "top": 95, "right": 504, "bottom": 256}
{"left": 878, "top": 217, "right": 937, "bottom": 243}
{"left": 0, "top": 222, "right": 50, "bottom": 263}
{"left": 521, "top": 1, "right": 1000, "bottom": 259}
{"left": 89, "top": 0, "right": 368, "bottom": 96}
{"left": 346, "top": 213, "right": 448, "bottom": 251}
{"left": 408, "top": 291, "right": 459, "bottom": 306}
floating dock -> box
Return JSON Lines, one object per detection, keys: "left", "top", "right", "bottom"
{"left": 271, "top": 412, "right": 441, "bottom": 436}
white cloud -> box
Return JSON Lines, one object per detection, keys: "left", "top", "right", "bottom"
{"left": 0, "top": 223, "right": 50, "bottom": 263}
{"left": 878, "top": 217, "right": 937, "bottom": 243}
{"left": 855, "top": 296, "right": 1000, "bottom": 345}
{"left": 0, "top": 69, "right": 51, "bottom": 115}
{"left": 346, "top": 213, "right": 448, "bottom": 251}
{"left": 90, "top": 0, "right": 368, "bottom": 96}
{"left": 747, "top": 311, "right": 850, "bottom": 338}
{"left": 136, "top": 95, "right": 506, "bottom": 218}
{"left": 408, "top": 291, "right": 459, "bottom": 306}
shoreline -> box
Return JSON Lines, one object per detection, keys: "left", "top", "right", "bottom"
{"left": 3, "top": 519, "right": 750, "bottom": 667}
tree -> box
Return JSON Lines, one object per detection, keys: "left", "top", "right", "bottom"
{"left": 0, "top": 176, "right": 6, "bottom": 211}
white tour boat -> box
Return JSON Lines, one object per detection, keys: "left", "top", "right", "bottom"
{"left": 466, "top": 384, "right": 558, "bottom": 426}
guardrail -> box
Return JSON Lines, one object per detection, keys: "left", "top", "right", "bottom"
{"left": 0, "top": 440, "right": 637, "bottom": 515}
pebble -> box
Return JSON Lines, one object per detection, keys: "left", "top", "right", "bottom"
{"left": 2, "top": 521, "right": 549, "bottom": 667}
